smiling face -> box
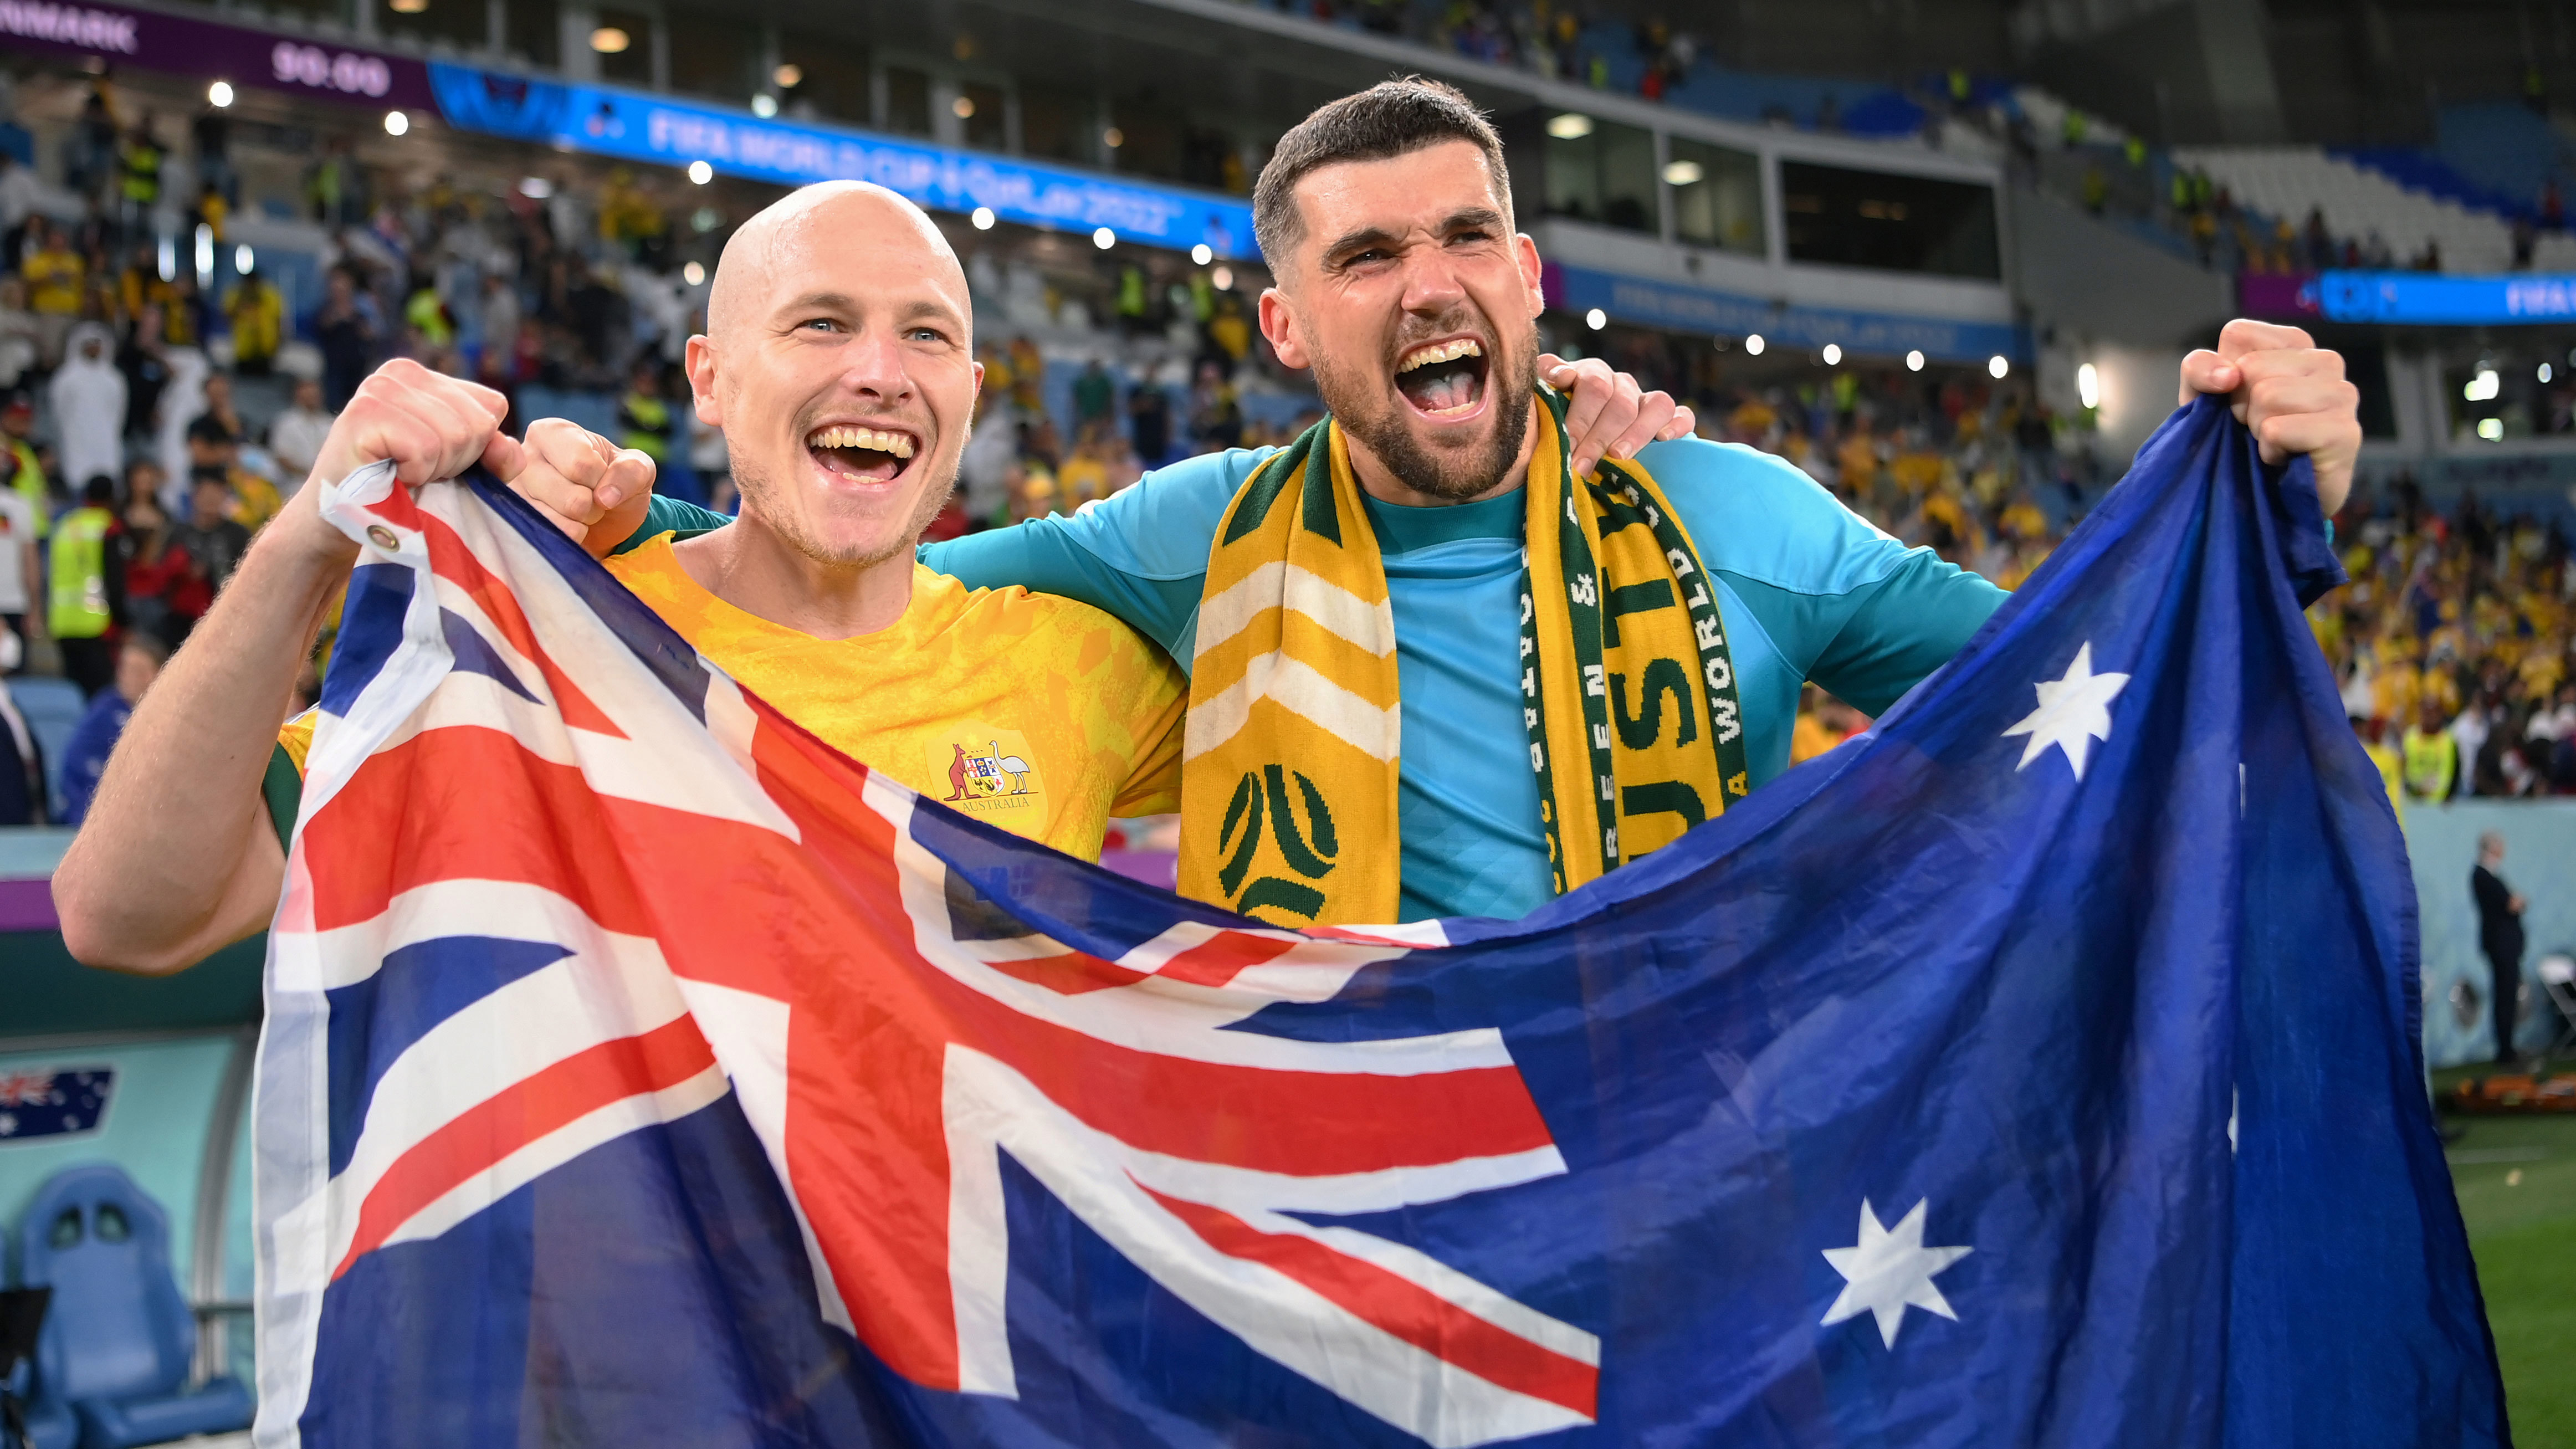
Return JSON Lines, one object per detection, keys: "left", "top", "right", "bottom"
{"left": 1260, "top": 140, "right": 1544, "bottom": 502}
{"left": 688, "top": 183, "right": 980, "bottom": 568}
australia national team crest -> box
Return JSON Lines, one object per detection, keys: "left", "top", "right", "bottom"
{"left": 929, "top": 724, "right": 1049, "bottom": 834}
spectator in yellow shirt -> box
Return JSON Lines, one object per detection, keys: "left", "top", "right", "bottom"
{"left": 226, "top": 268, "right": 283, "bottom": 376}
{"left": 21, "top": 218, "right": 83, "bottom": 366}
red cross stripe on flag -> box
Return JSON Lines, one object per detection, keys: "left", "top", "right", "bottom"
{"left": 255, "top": 464, "right": 1600, "bottom": 1449}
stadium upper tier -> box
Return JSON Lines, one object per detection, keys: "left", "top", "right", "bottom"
{"left": 2171, "top": 145, "right": 2576, "bottom": 275}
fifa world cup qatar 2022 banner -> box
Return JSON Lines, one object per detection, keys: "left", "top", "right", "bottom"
{"left": 254, "top": 397, "right": 2502, "bottom": 1448}
{"left": 0, "top": 1, "right": 1254, "bottom": 258}
{"left": 419, "top": 63, "right": 1256, "bottom": 258}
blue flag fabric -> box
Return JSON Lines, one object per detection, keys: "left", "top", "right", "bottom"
{"left": 257, "top": 396, "right": 2503, "bottom": 1448}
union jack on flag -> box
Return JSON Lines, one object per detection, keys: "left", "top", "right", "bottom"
{"left": 0, "top": 1069, "right": 59, "bottom": 1108}
{"left": 258, "top": 405, "right": 2503, "bottom": 1449}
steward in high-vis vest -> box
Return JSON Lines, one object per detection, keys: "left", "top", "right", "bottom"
{"left": 2, "top": 395, "right": 49, "bottom": 539}
{"left": 2401, "top": 705, "right": 2460, "bottom": 801}
{"left": 118, "top": 123, "right": 162, "bottom": 209}
{"left": 48, "top": 476, "right": 122, "bottom": 698}
{"left": 617, "top": 366, "right": 672, "bottom": 463}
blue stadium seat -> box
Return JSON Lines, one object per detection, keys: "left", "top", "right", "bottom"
{"left": 7, "top": 678, "right": 86, "bottom": 819}
{"left": 14, "top": 1165, "right": 253, "bottom": 1448}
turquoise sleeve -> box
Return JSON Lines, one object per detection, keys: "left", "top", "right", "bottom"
{"left": 1798, "top": 550, "right": 2009, "bottom": 717}
{"left": 920, "top": 525, "right": 1205, "bottom": 664}
{"left": 614, "top": 496, "right": 731, "bottom": 555}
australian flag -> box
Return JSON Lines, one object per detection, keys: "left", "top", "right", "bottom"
{"left": 251, "top": 397, "right": 2505, "bottom": 1448}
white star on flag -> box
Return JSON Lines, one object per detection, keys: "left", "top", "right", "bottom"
{"left": 1821, "top": 1198, "right": 1973, "bottom": 1348}
{"left": 2001, "top": 641, "right": 2130, "bottom": 781}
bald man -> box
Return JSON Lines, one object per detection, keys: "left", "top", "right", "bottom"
{"left": 58, "top": 184, "right": 1189, "bottom": 974}
{"left": 55, "top": 181, "right": 1687, "bottom": 971}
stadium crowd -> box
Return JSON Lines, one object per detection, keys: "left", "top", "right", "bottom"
{"left": 28, "top": 73, "right": 2554, "bottom": 831}
{"left": 2322, "top": 480, "right": 2576, "bottom": 803}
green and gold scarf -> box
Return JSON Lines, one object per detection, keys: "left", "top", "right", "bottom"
{"left": 1177, "top": 390, "right": 1749, "bottom": 925}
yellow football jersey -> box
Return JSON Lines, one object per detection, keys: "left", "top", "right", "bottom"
{"left": 273, "top": 534, "right": 1187, "bottom": 863}
{"left": 603, "top": 535, "right": 1184, "bottom": 859}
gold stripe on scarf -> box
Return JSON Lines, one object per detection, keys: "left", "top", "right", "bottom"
{"left": 1179, "top": 393, "right": 1745, "bottom": 926}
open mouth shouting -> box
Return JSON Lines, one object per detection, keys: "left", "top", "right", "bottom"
{"left": 1394, "top": 337, "right": 1489, "bottom": 422}
{"left": 805, "top": 422, "right": 922, "bottom": 488}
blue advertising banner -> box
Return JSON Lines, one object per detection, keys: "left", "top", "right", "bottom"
{"left": 1545, "top": 262, "right": 2026, "bottom": 364}
{"left": 2318, "top": 268, "right": 2576, "bottom": 325}
{"left": 0, "top": 1066, "right": 113, "bottom": 1143}
{"left": 426, "top": 64, "right": 1257, "bottom": 260}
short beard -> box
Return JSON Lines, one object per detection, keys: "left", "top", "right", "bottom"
{"left": 734, "top": 453, "right": 959, "bottom": 569}
{"left": 1313, "top": 319, "right": 1539, "bottom": 502}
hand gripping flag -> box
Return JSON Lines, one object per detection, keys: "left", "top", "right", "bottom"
{"left": 253, "top": 397, "right": 2505, "bottom": 1449}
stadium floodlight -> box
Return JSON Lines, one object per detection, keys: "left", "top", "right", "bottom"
{"left": 1988, "top": 355, "right": 2009, "bottom": 379}
{"left": 1093, "top": 227, "right": 1116, "bottom": 250}
{"left": 207, "top": 81, "right": 234, "bottom": 108}
{"left": 1821, "top": 344, "right": 1842, "bottom": 366}
{"left": 1192, "top": 244, "right": 1213, "bottom": 265}
{"left": 383, "top": 110, "right": 409, "bottom": 136}
{"left": 1585, "top": 308, "right": 1607, "bottom": 330}
{"left": 1905, "top": 350, "right": 1925, "bottom": 372}
{"left": 2077, "top": 362, "right": 2100, "bottom": 409}
{"left": 1662, "top": 160, "right": 1703, "bottom": 187}
{"left": 971, "top": 207, "right": 996, "bottom": 230}
{"left": 1546, "top": 113, "right": 1594, "bottom": 140}
{"left": 1744, "top": 334, "right": 1765, "bottom": 356}
{"left": 688, "top": 160, "right": 714, "bottom": 185}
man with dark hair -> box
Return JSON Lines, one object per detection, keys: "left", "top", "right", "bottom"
{"left": 541, "top": 79, "right": 2362, "bottom": 927}
{"left": 169, "top": 467, "right": 250, "bottom": 594}
{"left": 2472, "top": 831, "right": 2527, "bottom": 1065}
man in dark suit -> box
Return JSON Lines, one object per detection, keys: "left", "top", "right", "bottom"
{"left": 2472, "top": 831, "right": 2527, "bottom": 1065}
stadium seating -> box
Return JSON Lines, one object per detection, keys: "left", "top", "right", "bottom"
{"left": 11, "top": 677, "right": 86, "bottom": 822}
{"left": 2171, "top": 144, "right": 2576, "bottom": 273}
{"left": 12, "top": 1164, "right": 253, "bottom": 1449}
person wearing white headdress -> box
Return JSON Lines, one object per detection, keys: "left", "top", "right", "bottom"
{"left": 47, "top": 321, "right": 125, "bottom": 498}
{"left": 155, "top": 343, "right": 209, "bottom": 516}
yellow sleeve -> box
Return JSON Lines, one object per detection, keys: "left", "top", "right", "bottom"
{"left": 264, "top": 709, "right": 319, "bottom": 851}
{"left": 278, "top": 708, "right": 318, "bottom": 772}
{"left": 1108, "top": 637, "right": 1188, "bottom": 818}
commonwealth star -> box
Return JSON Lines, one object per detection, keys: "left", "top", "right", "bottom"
{"left": 1821, "top": 1198, "right": 1973, "bottom": 1348}
{"left": 2002, "top": 641, "right": 2130, "bottom": 781}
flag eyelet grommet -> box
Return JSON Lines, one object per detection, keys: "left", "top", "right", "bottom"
{"left": 366, "top": 526, "right": 399, "bottom": 551}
